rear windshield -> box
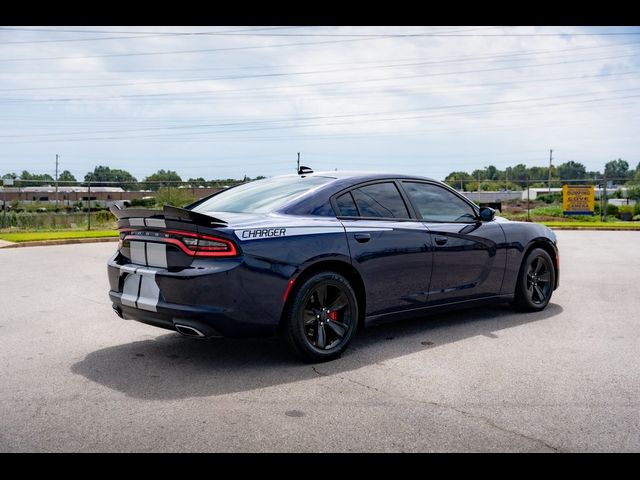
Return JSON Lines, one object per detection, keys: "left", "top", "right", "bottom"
{"left": 191, "top": 176, "right": 333, "bottom": 214}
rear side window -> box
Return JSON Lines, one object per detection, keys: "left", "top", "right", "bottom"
{"left": 348, "top": 182, "right": 410, "bottom": 219}
{"left": 336, "top": 192, "right": 359, "bottom": 216}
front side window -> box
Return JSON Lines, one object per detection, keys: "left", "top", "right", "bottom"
{"left": 347, "top": 182, "right": 410, "bottom": 219}
{"left": 402, "top": 182, "right": 477, "bottom": 223}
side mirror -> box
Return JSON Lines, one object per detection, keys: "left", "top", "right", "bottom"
{"left": 479, "top": 207, "right": 496, "bottom": 222}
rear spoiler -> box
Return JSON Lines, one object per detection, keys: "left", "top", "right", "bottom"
{"left": 109, "top": 203, "right": 227, "bottom": 227}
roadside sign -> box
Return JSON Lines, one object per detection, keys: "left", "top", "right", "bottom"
{"left": 562, "top": 185, "right": 595, "bottom": 215}
{"left": 2, "top": 178, "right": 13, "bottom": 186}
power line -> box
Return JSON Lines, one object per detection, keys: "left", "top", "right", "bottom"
{"left": 2, "top": 88, "right": 639, "bottom": 142}
{"left": 2, "top": 51, "right": 638, "bottom": 102}
{"left": 1, "top": 26, "right": 639, "bottom": 37}
{"left": 4, "top": 31, "right": 640, "bottom": 63}
{"left": 10, "top": 39, "right": 638, "bottom": 74}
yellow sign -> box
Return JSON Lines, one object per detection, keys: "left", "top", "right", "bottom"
{"left": 562, "top": 185, "right": 595, "bottom": 215}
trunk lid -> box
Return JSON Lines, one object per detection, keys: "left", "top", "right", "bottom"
{"left": 110, "top": 204, "right": 236, "bottom": 268}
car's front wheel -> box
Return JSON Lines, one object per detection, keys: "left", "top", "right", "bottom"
{"left": 513, "top": 248, "right": 556, "bottom": 312}
{"left": 282, "top": 271, "right": 358, "bottom": 362}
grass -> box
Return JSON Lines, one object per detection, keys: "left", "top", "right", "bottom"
{"left": 540, "top": 221, "right": 640, "bottom": 230}
{"left": 0, "top": 230, "right": 118, "bottom": 243}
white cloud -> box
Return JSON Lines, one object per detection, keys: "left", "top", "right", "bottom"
{"left": 0, "top": 25, "right": 638, "bottom": 180}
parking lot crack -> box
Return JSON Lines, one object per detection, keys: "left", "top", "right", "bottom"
{"left": 311, "top": 366, "right": 328, "bottom": 377}
{"left": 426, "top": 402, "right": 562, "bottom": 452}
{"left": 314, "top": 365, "right": 561, "bottom": 452}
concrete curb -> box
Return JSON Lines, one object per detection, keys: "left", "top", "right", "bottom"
{"left": 548, "top": 227, "right": 640, "bottom": 231}
{"left": 0, "top": 237, "right": 118, "bottom": 249}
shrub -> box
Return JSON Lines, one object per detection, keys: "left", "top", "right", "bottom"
{"left": 131, "top": 197, "right": 156, "bottom": 208}
{"left": 627, "top": 186, "right": 640, "bottom": 202}
{"left": 606, "top": 203, "right": 619, "bottom": 216}
{"left": 531, "top": 205, "right": 563, "bottom": 217}
{"left": 619, "top": 205, "right": 634, "bottom": 214}
{"left": 537, "top": 193, "right": 562, "bottom": 204}
{"left": 154, "top": 187, "right": 196, "bottom": 208}
{"left": 619, "top": 205, "right": 634, "bottom": 220}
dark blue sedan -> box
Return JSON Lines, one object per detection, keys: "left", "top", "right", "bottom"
{"left": 108, "top": 171, "right": 559, "bottom": 362}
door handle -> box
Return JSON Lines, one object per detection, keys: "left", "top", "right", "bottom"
{"left": 354, "top": 233, "right": 371, "bottom": 243}
{"left": 434, "top": 235, "right": 448, "bottom": 246}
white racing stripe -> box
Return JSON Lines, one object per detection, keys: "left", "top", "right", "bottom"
{"left": 136, "top": 274, "right": 161, "bottom": 312}
{"left": 121, "top": 273, "right": 141, "bottom": 308}
{"left": 130, "top": 241, "right": 146, "bottom": 265}
{"left": 235, "top": 226, "right": 344, "bottom": 241}
{"left": 235, "top": 225, "right": 396, "bottom": 241}
{"left": 344, "top": 227, "right": 394, "bottom": 232}
{"left": 146, "top": 242, "right": 168, "bottom": 268}
{"left": 145, "top": 218, "right": 166, "bottom": 228}
{"left": 118, "top": 263, "right": 163, "bottom": 312}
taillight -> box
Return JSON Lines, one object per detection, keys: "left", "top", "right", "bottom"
{"left": 123, "top": 229, "right": 238, "bottom": 257}
{"left": 175, "top": 232, "right": 237, "bottom": 256}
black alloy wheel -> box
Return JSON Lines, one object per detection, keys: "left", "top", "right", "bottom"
{"left": 282, "top": 272, "right": 358, "bottom": 362}
{"left": 514, "top": 248, "right": 556, "bottom": 312}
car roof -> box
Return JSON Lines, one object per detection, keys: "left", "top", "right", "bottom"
{"left": 277, "top": 171, "right": 438, "bottom": 183}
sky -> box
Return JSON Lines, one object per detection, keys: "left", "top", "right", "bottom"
{"left": 0, "top": 25, "right": 639, "bottom": 182}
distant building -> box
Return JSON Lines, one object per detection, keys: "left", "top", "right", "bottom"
{"left": 0, "top": 185, "right": 222, "bottom": 208}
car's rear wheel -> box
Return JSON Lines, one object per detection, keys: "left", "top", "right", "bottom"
{"left": 282, "top": 271, "right": 358, "bottom": 362}
{"left": 513, "top": 248, "right": 556, "bottom": 312}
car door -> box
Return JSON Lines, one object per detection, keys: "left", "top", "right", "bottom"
{"left": 399, "top": 181, "right": 507, "bottom": 306}
{"left": 333, "top": 180, "right": 433, "bottom": 317}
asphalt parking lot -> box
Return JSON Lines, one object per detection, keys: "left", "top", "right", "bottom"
{"left": 0, "top": 231, "right": 639, "bottom": 452}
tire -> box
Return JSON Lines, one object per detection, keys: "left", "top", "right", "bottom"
{"left": 513, "top": 248, "right": 556, "bottom": 312}
{"left": 281, "top": 271, "right": 359, "bottom": 363}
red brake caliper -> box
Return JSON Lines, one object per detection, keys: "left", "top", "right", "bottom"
{"left": 328, "top": 311, "right": 338, "bottom": 321}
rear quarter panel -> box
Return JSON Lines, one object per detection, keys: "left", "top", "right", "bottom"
{"left": 229, "top": 215, "right": 352, "bottom": 325}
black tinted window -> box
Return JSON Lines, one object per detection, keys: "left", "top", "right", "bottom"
{"left": 336, "top": 192, "right": 359, "bottom": 216}
{"left": 403, "top": 182, "right": 476, "bottom": 222}
{"left": 350, "top": 182, "right": 409, "bottom": 219}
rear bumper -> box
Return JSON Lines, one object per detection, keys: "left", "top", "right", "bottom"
{"left": 109, "top": 291, "right": 277, "bottom": 338}
{"left": 107, "top": 253, "right": 284, "bottom": 338}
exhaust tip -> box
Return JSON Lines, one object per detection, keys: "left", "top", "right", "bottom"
{"left": 175, "top": 324, "right": 206, "bottom": 338}
{"left": 112, "top": 304, "right": 124, "bottom": 318}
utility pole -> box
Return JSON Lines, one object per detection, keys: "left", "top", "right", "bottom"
{"left": 297, "top": 152, "right": 300, "bottom": 173}
{"left": 87, "top": 177, "right": 91, "bottom": 231}
{"left": 55, "top": 154, "right": 59, "bottom": 210}
{"left": 602, "top": 173, "right": 607, "bottom": 222}
{"left": 527, "top": 177, "right": 531, "bottom": 221}
{"left": 548, "top": 149, "right": 553, "bottom": 194}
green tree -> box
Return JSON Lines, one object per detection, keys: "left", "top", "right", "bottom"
{"left": 627, "top": 186, "right": 640, "bottom": 201}
{"left": 557, "top": 161, "right": 587, "bottom": 181}
{"left": 510, "top": 164, "right": 529, "bottom": 187}
{"left": 85, "top": 166, "right": 138, "bottom": 190}
{"left": 187, "top": 177, "right": 207, "bottom": 186}
{"left": 444, "top": 171, "right": 474, "bottom": 190}
{"left": 18, "top": 170, "right": 55, "bottom": 186}
{"left": 58, "top": 170, "right": 77, "bottom": 183}
{"left": 604, "top": 158, "right": 629, "bottom": 181}
{"left": 484, "top": 165, "right": 499, "bottom": 180}
{"left": 142, "top": 170, "right": 182, "bottom": 191}
{"left": 154, "top": 186, "right": 196, "bottom": 207}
